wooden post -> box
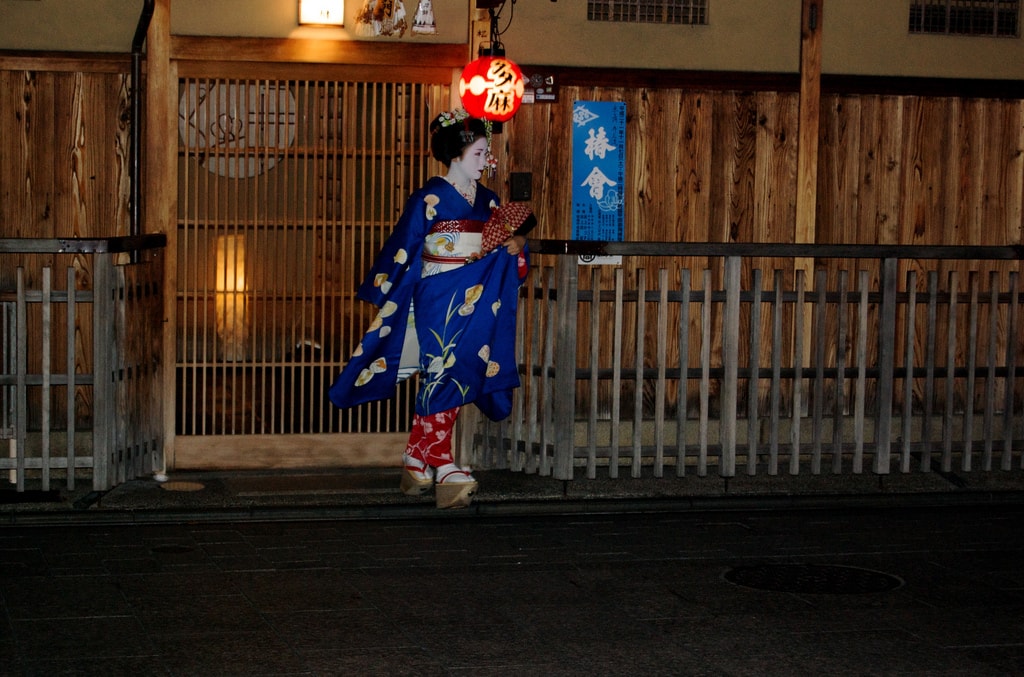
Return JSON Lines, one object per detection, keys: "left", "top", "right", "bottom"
{"left": 720, "top": 256, "right": 740, "bottom": 477}
{"left": 875, "top": 257, "right": 898, "bottom": 474}
{"left": 795, "top": 0, "right": 823, "bottom": 416}
{"left": 796, "top": 0, "right": 823, "bottom": 246}
{"left": 15, "top": 271, "right": 27, "bottom": 492}
{"left": 552, "top": 255, "right": 578, "bottom": 480}
{"left": 147, "top": 0, "right": 175, "bottom": 474}
{"left": 92, "top": 254, "right": 113, "bottom": 490}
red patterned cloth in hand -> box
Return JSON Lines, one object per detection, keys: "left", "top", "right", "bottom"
{"left": 480, "top": 202, "right": 533, "bottom": 255}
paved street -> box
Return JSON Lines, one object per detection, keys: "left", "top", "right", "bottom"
{"left": 2, "top": 500, "right": 1023, "bottom": 676}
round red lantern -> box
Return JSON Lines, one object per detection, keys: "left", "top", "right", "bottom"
{"left": 458, "top": 55, "right": 525, "bottom": 123}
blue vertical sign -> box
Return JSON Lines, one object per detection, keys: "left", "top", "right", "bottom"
{"left": 572, "top": 101, "right": 626, "bottom": 243}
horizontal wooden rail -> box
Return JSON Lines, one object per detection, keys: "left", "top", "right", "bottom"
{"left": 527, "top": 239, "right": 1024, "bottom": 261}
{"left": 0, "top": 234, "right": 166, "bottom": 255}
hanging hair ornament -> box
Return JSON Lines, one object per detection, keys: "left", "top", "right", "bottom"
{"left": 412, "top": 0, "right": 437, "bottom": 35}
{"left": 437, "top": 109, "right": 470, "bottom": 128}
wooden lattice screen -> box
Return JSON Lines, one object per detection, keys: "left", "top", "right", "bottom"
{"left": 176, "top": 78, "right": 448, "bottom": 436}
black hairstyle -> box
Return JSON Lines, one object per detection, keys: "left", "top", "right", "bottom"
{"left": 429, "top": 113, "right": 489, "bottom": 167}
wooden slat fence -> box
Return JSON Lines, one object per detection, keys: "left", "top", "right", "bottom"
{"left": 0, "top": 236, "right": 165, "bottom": 492}
{"left": 468, "top": 241, "right": 1024, "bottom": 481}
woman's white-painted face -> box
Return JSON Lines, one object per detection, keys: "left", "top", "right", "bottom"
{"left": 450, "top": 137, "right": 489, "bottom": 182}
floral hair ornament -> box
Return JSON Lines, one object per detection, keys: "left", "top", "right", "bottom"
{"left": 435, "top": 108, "right": 498, "bottom": 175}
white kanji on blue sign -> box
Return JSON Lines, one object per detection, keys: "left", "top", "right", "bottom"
{"left": 572, "top": 101, "right": 626, "bottom": 243}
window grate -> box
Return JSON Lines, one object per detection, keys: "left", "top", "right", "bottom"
{"left": 909, "top": 0, "right": 1019, "bottom": 37}
{"left": 588, "top": 0, "right": 708, "bottom": 25}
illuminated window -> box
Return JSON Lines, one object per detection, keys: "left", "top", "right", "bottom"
{"left": 909, "top": 0, "right": 1019, "bottom": 37}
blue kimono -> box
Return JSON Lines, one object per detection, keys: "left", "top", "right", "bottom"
{"left": 328, "top": 177, "right": 527, "bottom": 421}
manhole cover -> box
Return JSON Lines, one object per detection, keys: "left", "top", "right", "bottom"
{"left": 724, "top": 564, "right": 903, "bottom": 594}
{"left": 159, "top": 480, "right": 205, "bottom": 492}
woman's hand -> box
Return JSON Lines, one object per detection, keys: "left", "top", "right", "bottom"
{"left": 503, "top": 235, "right": 526, "bottom": 255}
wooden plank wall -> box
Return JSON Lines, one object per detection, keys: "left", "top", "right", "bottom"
{"left": 2, "top": 69, "right": 1020, "bottom": 267}
{"left": 0, "top": 63, "right": 131, "bottom": 430}
{"left": 499, "top": 86, "right": 1023, "bottom": 418}
{"left": 499, "top": 87, "right": 1024, "bottom": 247}
{"left": 1, "top": 59, "right": 1021, "bottom": 456}
{"left": 0, "top": 67, "right": 130, "bottom": 245}
{"left": 4, "top": 70, "right": 1020, "bottom": 266}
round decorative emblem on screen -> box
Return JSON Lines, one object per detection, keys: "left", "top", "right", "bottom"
{"left": 178, "top": 83, "right": 297, "bottom": 178}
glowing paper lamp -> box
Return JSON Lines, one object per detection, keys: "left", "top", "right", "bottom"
{"left": 215, "top": 234, "right": 248, "bottom": 361}
{"left": 458, "top": 55, "right": 525, "bottom": 123}
{"left": 299, "top": 0, "right": 344, "bottom": 26}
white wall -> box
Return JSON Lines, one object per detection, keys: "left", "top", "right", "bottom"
{"left": 1, "top": 0, "right": 1022, "bottom": 80}
{"left": 0, "top": 0, "right": 141, "bottom": 52}
{"left": 825, "top": 1, "right": 1024, "bottom": 78}
{"left": 171, "top": 0, "right": 468, "bottom": 43}
{"left": 505, "top": 0, "right": 800, "bottom": 73}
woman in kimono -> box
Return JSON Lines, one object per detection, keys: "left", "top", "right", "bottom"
{"left": 328, "top": 110, "right": 535, "bottom": 508}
